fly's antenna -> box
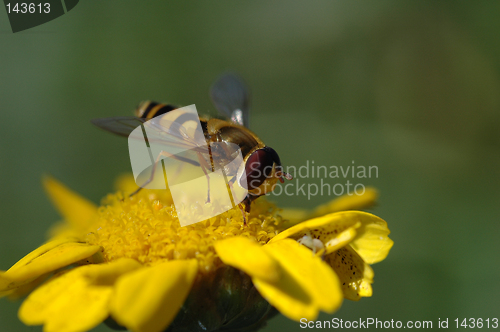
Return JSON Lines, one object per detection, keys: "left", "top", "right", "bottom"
{"left": 275, "top": 166, "right": 293, "bottom": 183}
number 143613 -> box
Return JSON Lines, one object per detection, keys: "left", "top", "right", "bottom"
{"left": 454, "top": 318, "right": 498, "bottom": 329}
{"left": 6, "top": 3, "right": 50, "bottom": 14}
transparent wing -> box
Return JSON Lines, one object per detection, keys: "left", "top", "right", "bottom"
{"left": 91, "top": 116, "right": 212, "bottom": 186}
{"left": 210, "top": 73, "right": 250, "bottom": 127}
{"left": 91, "top": 115, "right": 207, "bottom": 153}
{"left": 91, "top": 116, "right": 148, "bottom": 137}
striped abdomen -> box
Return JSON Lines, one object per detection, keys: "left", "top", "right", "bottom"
{"left": 135, "top": 101, "right": 178, "bottom": 119}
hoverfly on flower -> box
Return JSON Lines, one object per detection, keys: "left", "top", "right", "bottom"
{"left": 92, "top": 74, "right": 292, "bottom": 225}
{"left": 0, "top": 72, "right": 393, "bottom": 331}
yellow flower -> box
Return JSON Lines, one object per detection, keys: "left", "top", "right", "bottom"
{"left": 0, "top": 175, "right": 393, "bottom": 332}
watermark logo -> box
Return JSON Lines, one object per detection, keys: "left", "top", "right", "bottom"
{"left": 128, "top": 105, "right": 248, "bottom": 227}
{"left": 268, "top": 160, "right": 379, "bottom": 200}
{"left": 3, "top": 0, "right": 79, "bottom": 33}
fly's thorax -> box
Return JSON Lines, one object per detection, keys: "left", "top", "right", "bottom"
{"left": 209, "top": 140, "right": 244, "bottom": 179}
{"left": 206, "top": 119, "right": 262, "bottom": 158}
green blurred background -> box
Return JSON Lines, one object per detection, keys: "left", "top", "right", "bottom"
{"left": 1, "top": 1, "right": 499, "bottom": 331}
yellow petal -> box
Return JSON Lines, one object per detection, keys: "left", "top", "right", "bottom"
{"left": 253, "top": 239, "right": 343, "bottom": 321}
{"left": 19, "top": 270, "right": 72, "bottom": 326}
{"left": 3, "top": 242, "right": 101, "bottom": 282}
{"left": 82, "top": 258, "right": 142, "bottom": 285}
{"left": 3, "top": 250, "right": 105, "bottom": 299}
{"left": 19, "top": 259, "right": 140, "bottom": 332}
{"left": 44, "top": 282, "right": 112, "bottom": 332}
{"left": 278, "top": 188, "right": 378, "bottom": 229}
{"left": 110, "top": 259, "right": 198, "bottom": 332}
{"left": 20, "top": 271, "right": 110, "bottom": 332}
{"left": 0, "top": 239, "right": 98, "bottom": 296}
{"left": 270, "top": 211, "right": 365, "bottom": 255}
{"left": 0, "top": 274, "right": 47, "bottom": 300}
{"left": 43, "top": 176, "right": 97, "bottom": 229}
{"left": 6, "top": 238, "right": 77, "bottom": 273}
{"left": 309, "top": 187, "right": 379, "bottom": 218}
{"left": 214, "top": 237, "right": 280, "bottom": 283}
{"left": 278, "top": 208, "right": 309, "bottom": 226}
{"left": 348, "top": 212, "right": 394, "bottom": 264}
{"left": 324, "top": 245, "right": 374, "bottom": 300}
{"left": 114, "top": 173, "right": 140, "bottom": 193}
{"left": 0, "top": 238, "right": 72, "bottom": 294}
{"left": 46, "top": 222, "right": 78, "bottom": 240}
{"left": 271, "top": 211, "right": 392, "bottom": 263}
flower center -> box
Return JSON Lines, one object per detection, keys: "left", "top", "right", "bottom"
{"left": 84, "top": 186, "right": 283, "bottom": 273}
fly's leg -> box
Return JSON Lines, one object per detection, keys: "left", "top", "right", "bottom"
{"left": 227, "top": 177, "right": 247, "bottom": 225}
{"left": 238, "top": 203, "right": 247, "bottom": 225}
{"left": 196, "top": 152, "right": 213, "bottom": 204}
{"left": 242, "top": 194, "right": 258, "bottom": 213}
{"left": 129, "top": 158, "right": 160, "bottom": 197}
{"left": 227, "top": 176, "right": 237, "bottom": 202}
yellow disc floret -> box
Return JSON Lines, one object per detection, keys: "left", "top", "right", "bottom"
{"left": 84, "top": 184, "right": 283, "bottom": 273}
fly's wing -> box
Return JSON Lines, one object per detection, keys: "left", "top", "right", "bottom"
{"left": 91, "top": 116, "right": 148, "bottom": 137}
{"left": 91, "top": 115, "right": 207, "bottom": 153}
{"left": 210, "top": 73, "right": 250, "bottom": 128}
{"left": 91, "top": 113, "right": 211, "bottom": 182}
{"left": 142, "top": 114, "right": 205, "bottom": 148}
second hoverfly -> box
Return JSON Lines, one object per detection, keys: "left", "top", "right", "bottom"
{"left": 92, "top": 74, "right": 292, "bottom": 222}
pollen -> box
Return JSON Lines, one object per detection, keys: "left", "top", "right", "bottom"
{"left": 84, "top": 186, "right": 283, "bottom": 273}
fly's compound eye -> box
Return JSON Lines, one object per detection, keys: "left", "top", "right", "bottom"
{"left": 242, "top": 147, "right": 281, "bottom": 190}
